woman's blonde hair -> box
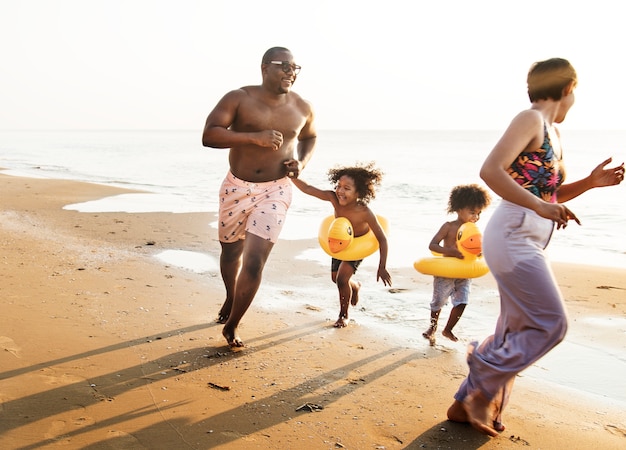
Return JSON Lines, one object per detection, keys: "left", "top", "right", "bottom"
{"left": 527, "top": 58, "right": 577, "bottom": 102}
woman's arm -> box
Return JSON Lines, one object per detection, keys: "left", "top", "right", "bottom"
{"left": 480, "top": 111, "right": 546, "bottom": 212}
{"left": 557, "top": 157, "right": 624, "bottom": 203}
{"left": 480, "top": 110, "right": 579, "bottom": 228}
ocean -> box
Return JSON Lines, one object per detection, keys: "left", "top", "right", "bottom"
{"left": 2, "top": 129, "right": 625, "bottom": 268}
{"left": 1, "top": 129, "right": 625, "bottom": 403}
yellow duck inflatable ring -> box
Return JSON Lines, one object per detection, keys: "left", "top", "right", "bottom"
{"left": 414, "top": 222, "right": 489, "bottom": 278}
{"left": 318, "top": 215, "right": 389, "bottom": 261}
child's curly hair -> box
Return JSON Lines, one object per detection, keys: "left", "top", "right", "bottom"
{"left": 447, "top": 184, "right": 491, "bottom": 213}
{"left": 327, "top": 161, "right": 383, "bottom": 205}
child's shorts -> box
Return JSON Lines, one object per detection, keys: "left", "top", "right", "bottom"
{"left": 429, "top": 276, "right": 471, "bottom": 310}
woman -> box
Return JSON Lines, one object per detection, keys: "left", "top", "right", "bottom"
{"left": 447, "top": 58, "right": 624, "bottom": 436}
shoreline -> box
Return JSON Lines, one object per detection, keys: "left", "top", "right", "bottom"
{"left": 1, "top": 173, "right": 625, "bottom": 449}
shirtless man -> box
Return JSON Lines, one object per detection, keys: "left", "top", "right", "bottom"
{"left": 202, "top": 47, "right": 317, "bottom": 348}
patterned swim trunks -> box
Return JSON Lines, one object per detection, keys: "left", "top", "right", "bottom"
{"left": 218, "top": 171, "right": 293, "bottom": 244}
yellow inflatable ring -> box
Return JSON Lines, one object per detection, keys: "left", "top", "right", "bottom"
{"left": 318, "top": 215, "right": 389, "bottom": 261}
{"left": 413, "top": 257, "right": 489, "bottom": 279}
{"left": 414, "top": 222, "right": 489, "bottom": 278}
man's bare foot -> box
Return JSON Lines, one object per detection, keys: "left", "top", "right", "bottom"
{"left": 222, "top": 327, "right": 244, "bottom": 348}
{"left": 216, "top": 303, "right": 231, "bottom": 324}
{"left": 334, "top": 316, "right": 349, "bottom": 328}
{"left": 216, "top": 313, "right": 229, "bottom": 324}
{"left": 463, "top": 390, "right": 499, "bottom": 437}
{"left": 442, "top": 329, "right": 459, "bottom": 342}
{"left": 350, "top": 282, "right": 361, "bottom": 306}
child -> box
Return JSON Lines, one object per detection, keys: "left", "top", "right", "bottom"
{"left": 290, "top": 162, "right": 392, "bottom": 327}
{"left": 422, "top": 184, "right": 491, "bottom": 344}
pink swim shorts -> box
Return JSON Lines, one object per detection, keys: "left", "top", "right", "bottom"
{"left": 218, "top": 172, "right": 293, "bottom": 244}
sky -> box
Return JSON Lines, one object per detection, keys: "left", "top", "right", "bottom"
{"left": 2, "top": 0, "right": 626, "bottom": 131}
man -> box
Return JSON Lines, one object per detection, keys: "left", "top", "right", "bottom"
{"left": 202, "top": 47, "right": 317, "bottom": 348}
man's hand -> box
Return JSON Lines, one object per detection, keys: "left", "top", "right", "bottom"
{"left": 284, "top": 159, "right": 302, "bottom": 178}
{"left": 257, "top": 130, "right": 284, "bottom": 150}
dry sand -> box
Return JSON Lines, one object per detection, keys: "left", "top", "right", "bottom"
{"left": 1, "top": 173, "right": 625, "bottom": 449}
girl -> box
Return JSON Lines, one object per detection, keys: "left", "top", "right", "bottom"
{"left": 290, "top": 162, "right": 392, "bottom": 327}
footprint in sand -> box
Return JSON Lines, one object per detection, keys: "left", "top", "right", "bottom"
{"left": 97, "top": 430, "right": 148, "bottom": 449}
{"left": 0, "top": 336, "right": 21, "bottom": 357}
{"left": 41, "top": 407, "right": 96, "bottom": 442}
{"left": 44, "top": 420, "right": 69, "bottom": 441}
{"left": 605, "top": 424, "right": 626, "bottom": 438}
{"left": 39, "top": 368, "right": 87, "bottom": 386}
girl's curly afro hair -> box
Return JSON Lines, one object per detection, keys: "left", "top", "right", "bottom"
{"left": 327, "top": 161, "right": 384, "bottom": 205}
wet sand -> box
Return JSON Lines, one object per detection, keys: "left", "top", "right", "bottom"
{"left": 1, "top": 173, "right": 625, "bottom": 449}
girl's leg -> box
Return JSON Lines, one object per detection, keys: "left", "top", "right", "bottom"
{"left": 333, "top": 262, "right": 357, "bottom": 328}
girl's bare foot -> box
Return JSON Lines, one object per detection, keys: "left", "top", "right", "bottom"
{"left": 350, "top": 281, "right": 361, "bottom": 306}
{"left": 334, "top": 316, "right": 349, "bottom": 328}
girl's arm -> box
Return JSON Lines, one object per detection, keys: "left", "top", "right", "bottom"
{"left": 366, "top": 211, "right": 392, "bottom": 286}
{"left": 290, "top": 177, "right": 336, "bottom": 202}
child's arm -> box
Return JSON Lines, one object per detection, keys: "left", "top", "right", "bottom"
{"left": 428, "top": 223, "right": 464, "bottom": 259}
{"left": 290, "top": 177, "right": 336, "bottom": 202}
{"left": 366, "top": 211, "right": 392, "bottom": 286}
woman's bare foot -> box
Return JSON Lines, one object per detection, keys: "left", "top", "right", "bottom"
{"left": 447, "top": 399, "right": 504, "bottom": 432}
{"left": 334, "top": 316, "right": 349, "bottom": 328}
{"left": 447, "top": 399, "right": 469, "bottom": 423}
{"left": 350, "top": 282, "right": 361, "bottom": 306}
{"left": 442, "top": 329, "right": 459, "bottom": 342}
{"left": 222, "top": 327, "right": 244, "bottom": 348}
{"left": 463, "top": 390, "right": 499, "bottom": 437}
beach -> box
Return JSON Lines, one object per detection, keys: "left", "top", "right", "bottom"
{"left": 1, "top": 173, "right": 625, "bottom": 450}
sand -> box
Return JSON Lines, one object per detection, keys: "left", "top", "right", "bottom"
{"left": 0, "top": 173, "right": 625, "bottom": 449}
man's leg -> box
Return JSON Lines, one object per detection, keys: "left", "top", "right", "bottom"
{"left": 217, "top": 240, "right": 244, "bottom": 323}
{"left": 222, "top": 233, "right": 274, "bottom": 347}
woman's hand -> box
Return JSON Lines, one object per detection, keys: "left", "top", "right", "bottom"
{"left": 590, "top": 157, "right": 624, "bottom": 188}
{"left": 536, "top": 202, "right": 580, "bottom": 229}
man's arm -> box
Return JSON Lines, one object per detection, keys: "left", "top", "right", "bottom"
{"left": 202, "top": 89, "right": 282, "bottom": 150}
{"left": 284, "top": 105, "right": 317, "bottom": 176}
{"left": 295, "top": 107, "right": 317, "bottom": 169}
